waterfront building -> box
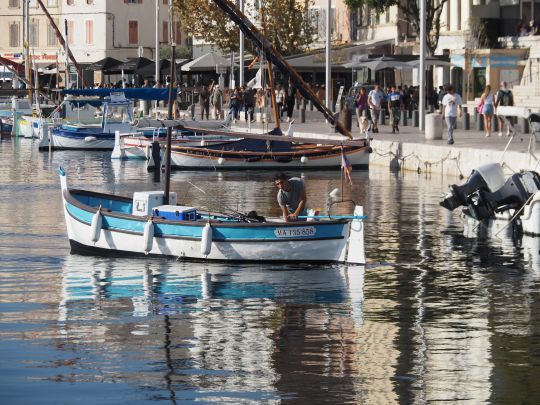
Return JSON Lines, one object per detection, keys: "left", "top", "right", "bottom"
{"left": 0, "top": 0, "right": 188, "bottom": 85}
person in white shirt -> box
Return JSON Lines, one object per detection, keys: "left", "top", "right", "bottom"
{"left": 440, "top": 85, "right": 463, "bottom": 145}
{"left": 368, "top": 85, "right": 384, "bottom": 133}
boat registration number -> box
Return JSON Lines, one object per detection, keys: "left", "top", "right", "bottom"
{"left": 274, "top": 226, "right": 316, "bottom": 238}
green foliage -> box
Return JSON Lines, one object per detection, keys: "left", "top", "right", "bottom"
{"left": 174, "top": 0, "right": 315, "bottom": 56}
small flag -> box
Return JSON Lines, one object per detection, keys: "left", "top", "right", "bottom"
{"left": 341, "top": 147, "right": 353, "bottom": 185}
{"left": 247, "top": 68, "right": 263, "bottom": 89}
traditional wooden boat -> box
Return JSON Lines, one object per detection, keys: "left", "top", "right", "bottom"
{"left": 148, "top": 135, "right": 370, "bottom": 170}
{"left": 58, "top": 168, "right": 366, "bottom": 263}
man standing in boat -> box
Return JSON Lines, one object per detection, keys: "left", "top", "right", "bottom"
{"left": 274, "top": 173, "right": 307, "bottom": 222}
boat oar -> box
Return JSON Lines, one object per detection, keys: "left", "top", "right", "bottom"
{"left": 297, "top": 215, "right": 368, "bottom": 220}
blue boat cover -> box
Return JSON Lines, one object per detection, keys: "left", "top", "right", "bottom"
{"left": 205, "top": 138, "right": 293, "bottom": 152}
{"left": 62, "top": 88, "right": 176, "bottom": 101}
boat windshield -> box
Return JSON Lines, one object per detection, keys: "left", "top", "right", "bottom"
{"left": 106, "top": 104, "right": 132, "bottom": 124}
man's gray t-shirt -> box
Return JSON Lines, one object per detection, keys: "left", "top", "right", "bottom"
{"left": 277, "top": 177, "right": 305, "bottom": 213}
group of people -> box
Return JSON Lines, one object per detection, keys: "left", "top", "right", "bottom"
{"left": 354, "top": 84, "right": 409, "bottom": 134}
{"left": 197, "top": 81, "right": 299, "bottom": 123}
{"left": 439, "top": 81, "right": 514, "bottom": 144}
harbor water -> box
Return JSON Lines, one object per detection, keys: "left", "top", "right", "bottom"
{"left": 1, "top": 138, "right": 539, "bottom": 404}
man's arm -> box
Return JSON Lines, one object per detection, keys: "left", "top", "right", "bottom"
{"left": 280, "top": 205, "right": 289, "bottom": 222}
{"left": 289, "top": 188, "right": 307, "bottom": 221}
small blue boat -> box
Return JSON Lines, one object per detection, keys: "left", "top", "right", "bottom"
{"left": 59, "top": 168, "right": 366, "bottom": 263}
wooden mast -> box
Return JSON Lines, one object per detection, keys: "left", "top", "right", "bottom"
{"left": 35, "top": 0, "right": 85, "bottom": 87}
{"left": 211, "top": 0, "right": 353, "bottom": 139}
{"left": 259, "top": 6, "right": 280, "bottom": 133}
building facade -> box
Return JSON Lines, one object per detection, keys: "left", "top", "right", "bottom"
{"left": 0, "top": 1, "right": 187, "bottom": 74}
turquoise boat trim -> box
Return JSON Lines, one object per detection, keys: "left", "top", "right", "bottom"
{"left": 65, "top": 199, "right": 347, "bottom": 242}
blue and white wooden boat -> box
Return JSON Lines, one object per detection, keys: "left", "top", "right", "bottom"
{"left": 58, "top": 168, "right": 366, "bottom": 263}
{"left": 39, "top": 89, "right": 174, "bottom": 150}
{"left": 39, "top": 93, "right": 135, "bottom": 150}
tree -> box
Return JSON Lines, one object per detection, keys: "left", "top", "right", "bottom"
{"left": 174, "top": 0, "right": 315, "bottom": 56}
{"left": 344, "top": 0, "right": 448, "bottom": 55}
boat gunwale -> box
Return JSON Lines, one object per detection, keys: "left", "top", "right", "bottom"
{"left": 65, "top": 188, "right": 349, "bottom": 228}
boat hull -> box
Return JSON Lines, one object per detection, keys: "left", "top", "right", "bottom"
{"left": 522, "top": 191, "right": 540, "bottom": 236}
{"left": 43, "top": 128, "right": 115, "bottom": 150}
{"left": 62, "top": 189, "right": 352, "bottom": 263}
{"left": 158, "top": 145, "right": 370, "bottom": 170}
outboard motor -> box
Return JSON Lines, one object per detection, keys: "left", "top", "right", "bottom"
{"left": 440, "top": 163, "right": 540, "bottom": 221}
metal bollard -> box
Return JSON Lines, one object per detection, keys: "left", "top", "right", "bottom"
{"left": 413, "top": 110, "right": 419, "bottom": 127}
{"left": 379, "top": 110, "right": 385, "bottom": 125}
{"left": 492, "top": 115, "right": 499, "bottom": 132}
{"left": 408, "top": 105, "right": 413, "bottom": 119}
{"left": 400, "top": 110, "right": 408, "bottom": 126}
{"left": 473, "top": 107, "right": 478, "bottom": 123}
{"left": 521, "top": 117, "right": 530, "bottom": 134}
{"left": 190, "top": 104, "right": 195, "bottom": 119}
{"left": 463, "top": 112, "right": 470, "bottom": 130}
{"left": 428, "top": 105, "right": 435, "bottom": 113}
{"left": 462, "top": 106, "right": 468, "bottom": 115}
{"left": 309, "top": 99, "right": 313, "bottom": 111}
{"left": 300, "top": 102, "right": 306, "bottom": 124}
{"left": 476, "top": 114, "right": 484, "bottom": 131}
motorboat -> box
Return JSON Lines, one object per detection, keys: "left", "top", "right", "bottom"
{"left": 58, "top": 167, "right": 366, "bottom": 263}
{"left": 39, "top": 93, "right": 134, "bottom": 150}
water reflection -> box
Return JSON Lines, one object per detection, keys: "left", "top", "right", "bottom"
{"left": 57, "top": 254, "right": 365, "bottom": 402}
{"left": 3, "top": 141, "right": 540, "bottom": 403}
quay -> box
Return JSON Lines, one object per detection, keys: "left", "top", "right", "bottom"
{"left": 225, "top": 107, "right": 540, "bottom": 178}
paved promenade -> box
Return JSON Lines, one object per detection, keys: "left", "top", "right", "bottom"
{"left": 225, "top": 107, "right": 539, "bottom": 178}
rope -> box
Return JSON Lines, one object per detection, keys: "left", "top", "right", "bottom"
{"left": 370, "top": 142, "right": 465, "bottom": 177}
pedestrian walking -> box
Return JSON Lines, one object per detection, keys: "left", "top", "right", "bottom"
{"left": 495, "top": 81, "right": 515, "bottom": 136}
{"left": 198, "top": 82, "right": 210, "bottom": 120}
{"left": 285, "top": 82, "right": 296, "bottom": 122}
{"left": 210, "top": 84, "right": 223, "bottom": 120}
{"left": 276, "top": 85, "right": 285, "bottom": 120}
{"left": 440, "top": 85, "right": 463, "bottom": 145}
{"left": 368, "top": 85, "right": 384, "bottom": 133}
{"left": 354, "top": 86, "right": 369, "bottom": 127}
{"left": 243, "top": 85, "right": 255, "bottom": 122}
{"left": 387, "top": 85, "right": 403, "bottom": 134}
{"left": 480, "top": 85, "right": 495, "bottom": 137}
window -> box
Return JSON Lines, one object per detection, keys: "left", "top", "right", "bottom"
{"left": 47, "top": 22, "right": 58, "bottom": 46}
{"left": 9, "top": 22, "right": 19, "bottom": 47}
{"left": 67, "top": 20, "right": 74, "bottom": 45}
{"left": 9, "top": 0, "right": 19, "bottom": 7}
{"left": 162, "top": 21, "right": 181, "bottom": 44}
{"left": 163, "top": 21, "right": 168, "bottom": 43}
{"left": 129, "top": 21, "right": 138, "bottom": 44}
{"left": 29, "top": 21, "right": 39, "bottom": 47}
{"left": 66, "top": 0, "right": 73, "bottom": 5}
{"left": 47, "top": 0, "right": 58, "bottom": 6}
{"left": 125, "top": 0, "right": 143, "bottom": 4}
{"left": 85, "top": 20, "right": 93, "bottom": 45}
{"left": 87, "top": 0, "right": 94, "bottom": 4}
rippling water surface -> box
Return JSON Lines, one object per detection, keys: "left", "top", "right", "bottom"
{"left": 1, "top": 138, "right": 539, "bottom": 404}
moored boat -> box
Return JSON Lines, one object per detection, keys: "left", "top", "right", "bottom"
{"left": 58, "top": 168, "right": 366, "bottom": 263}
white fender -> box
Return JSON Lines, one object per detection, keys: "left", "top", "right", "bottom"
{"left": 84, "top": 136, "right": 97, "bottom": 142}
{"left": 218, "top": 157, "right": 225, "bottom": 165}
{"left": 143, "top": 220, "right": 154, "bottom": 254}
{"left": 90, "top": 209, "right": 102, "bottom": 243}
{"left": 200, "top": 139, "right": 207, "bottom": 146}
{"left": 300, "top": 156, "right": 308, "bottom": 164}
{"left": 200, "top": 222, "right": 212, "bottom": 256}
{"left": 346, "top": 206, "right": 366, "bottom": 264}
